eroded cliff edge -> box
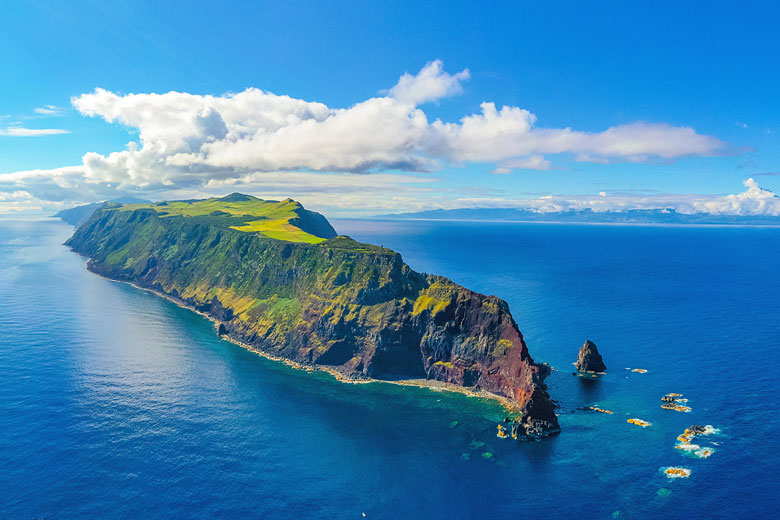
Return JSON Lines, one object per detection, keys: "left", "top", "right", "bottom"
{"left": 66, "top": 197, "right": 560, "bottom": 437}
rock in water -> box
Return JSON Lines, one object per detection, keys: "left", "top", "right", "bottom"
{"left": 575, "top": 340, "right": 606, "bottom": 372}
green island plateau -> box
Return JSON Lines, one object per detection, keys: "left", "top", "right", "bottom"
{"left": 65, "top": 193, "right": 560, "bottom": 437}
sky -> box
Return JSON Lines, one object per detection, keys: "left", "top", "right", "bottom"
{"left": 2, "top": 0, "right": 780, "bottom": 217}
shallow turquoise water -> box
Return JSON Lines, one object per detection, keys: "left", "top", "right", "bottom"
{"left": 1, "top": 219, "right": 778, "bottom": 518}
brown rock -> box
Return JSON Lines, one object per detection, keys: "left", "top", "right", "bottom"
{"left": 575, "top": 340, "right": 606, "bottom": 372}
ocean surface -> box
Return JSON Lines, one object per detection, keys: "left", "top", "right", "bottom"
{"left": 1, "top": 218, "right": 779, "bottom": 519}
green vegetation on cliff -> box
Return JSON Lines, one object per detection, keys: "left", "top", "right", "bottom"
{"left": 117, "top": 193, "right": 336, "bottom": 244}
{"left": 66, "top": 193, "right": 560, "bottom": 437}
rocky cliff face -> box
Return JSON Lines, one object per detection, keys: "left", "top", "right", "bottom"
{"left": 67, "top": 201, "right": 560, "bottom": 437}
{"left": 575, "top": 340, "right": 606, "bottom": 372}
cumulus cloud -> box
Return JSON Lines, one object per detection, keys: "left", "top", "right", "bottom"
{"left": 0, "top": 60, "right": 751, "bottom": 217}
{"left": 70, "top": 87, "right": 432, "bottom": 184}
{"left": 450, "top": 177, "right": 780, "bottom": 216}
{"left": 57, "top": 60, "right": 727, "bottom": 189}
{"left": 429, "top": 105, "right": 723, "bottom": 163}
{"left": 386, "top": 60, "right": 470, "bottom": 105}
{"left": 691, "top": 178, "right": 780, "bottom": 216}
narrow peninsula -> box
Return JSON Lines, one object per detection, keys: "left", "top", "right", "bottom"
{"left": 66, "top": 194, "right": 560, "bottom": 437}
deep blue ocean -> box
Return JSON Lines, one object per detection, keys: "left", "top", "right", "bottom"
{"left": 1, "top": 218, "right": 779, "bottom": 518}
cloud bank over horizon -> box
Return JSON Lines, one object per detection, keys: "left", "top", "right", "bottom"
{"left": 0, "top": 60, "right": 774, "bottom": 218}
{"left": 2, "top": 171, "right": 778, "bottom": 219}
{"left": 446, "top": 178, "right": 780, "bottom": 216}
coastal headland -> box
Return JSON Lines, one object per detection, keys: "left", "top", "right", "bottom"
{"left": 65, "top": 193, "right": 560, "bottom": 437}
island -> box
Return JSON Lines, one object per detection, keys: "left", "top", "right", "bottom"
{"left": 65, "top": 193, "right": 560, "bottom": 437}
{"left": 576, "top": 340, "right": 606, "bottom": 373}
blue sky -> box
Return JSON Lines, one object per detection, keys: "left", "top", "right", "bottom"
{"left": 2, "top": 0, "right": 780, "bottom": 216}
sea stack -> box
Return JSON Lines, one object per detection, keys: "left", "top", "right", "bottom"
{"left": 575, "top": 340, "right": 606, "bottom": 372}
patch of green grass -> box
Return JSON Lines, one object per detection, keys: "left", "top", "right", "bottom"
{"left": 231, "top": 218, "right": 325, "bottom": 244}
{"left": 116, "top": 195, "right": 326, "bottom": 243}
{"left": 320, "top": 235, "right": 394, "bottom": 254}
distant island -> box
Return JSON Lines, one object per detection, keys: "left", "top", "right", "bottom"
{"left": 379, "top": 207, "right": 780, "bottom": 226}
{"left": 62, "top": 194, "right": 560, "bottom": 437}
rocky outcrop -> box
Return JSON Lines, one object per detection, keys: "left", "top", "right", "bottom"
{"left": 514, "top": 387, "right": 559, "bottom": 437}
{"left": 66, "top": 200, "right": 560, "bottom": 437}
{"left": 575, "top": 340, "right": 606, "bottom": 372}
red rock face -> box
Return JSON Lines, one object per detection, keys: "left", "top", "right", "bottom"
{"left": 410, "top": 281, "right": 559, "bottom": 437}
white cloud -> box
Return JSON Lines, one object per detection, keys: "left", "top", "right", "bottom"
{"left": 0, "top": 165, "right": 84, "bottom": 184}
{"left": 429, "top": 104, "right": 723, "bottom": 163}
{"left": 60, "top": 61, "right": 726, "bottom": 189}
{"left": 386, "top": 60, "right": 470, "bottom": 105}
{"left": 0, "top": 164, "right": 441, "bottom": 218}
{"left": 492, "top": 155, "right": 551, "bottom": 174}
{"left": 197, "top": 96, "right": 432, "bottom": 173}
{"left": 0, "top": 126, "right": 69, "bottom": 136}
{"left": 0, "top": 190, "right": 34, "bottom": 202}
{"left": 33, "top": 105, "right": 66, "bottom": 117}
{"left": 0, "top": 190, "right": 45, "bottom": 215}
{"left": 70, "top": 87, "right": 433, "bottom": 185}
{"left": 0, "top": 60, "right": 746, "bottom": 217}
{"left": 2, "top": 165, "right": 778, "bottom": 219}
{"left": 448, "top": 178, "right": 780, "bottom": 216}
{"left": 691, "top": 178, "right": 780, "bottom": 216}
{"left": 203, "top": 171, "right": 431, "bottom": 191}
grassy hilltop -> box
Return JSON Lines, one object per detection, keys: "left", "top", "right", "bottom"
{"left": 67, "top": 193, "right": 560, "bottom": 437}
{"left": 117, "top": 193, "right": 337, "bottom": 244}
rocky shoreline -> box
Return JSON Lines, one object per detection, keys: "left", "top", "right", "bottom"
{"left": 82, "top": 259, "right": 526, "bottom": 413}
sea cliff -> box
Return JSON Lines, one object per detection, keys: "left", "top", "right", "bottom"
{"left": 66, "top": 194, "right": 560, "bottom": 437}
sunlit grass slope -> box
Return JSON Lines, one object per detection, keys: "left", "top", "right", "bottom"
{"left": 117, "top": 193, "right": 335, "bottom": 244}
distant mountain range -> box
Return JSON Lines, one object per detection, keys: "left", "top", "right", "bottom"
{"left": 378, "top": 208, "right": 780, "bottom": 225}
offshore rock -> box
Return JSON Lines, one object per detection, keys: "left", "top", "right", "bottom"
{"left": 575, "top": 340, "right": 606, "bottom": 372}
{"left": 66, "top": 195, "right": 560, "bottom": 437}
{"left": 516, "top": 388, "right": 561, "bottom": 438}
{"left": 511, "top": 418, "right": 522, "bottom": 439}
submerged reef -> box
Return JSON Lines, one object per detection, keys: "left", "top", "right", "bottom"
{"left": 663, "top": 467, "right": 691, "bottom": 478}
{"left": 675, "top": 424, "right": 719, "bottom": 459}
{"left": 661, "top": 393, "right": 691, "bottom": 412}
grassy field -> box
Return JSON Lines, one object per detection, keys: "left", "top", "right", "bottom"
{"left": 117, "top": 195, "right": 327, "bottom": 244}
